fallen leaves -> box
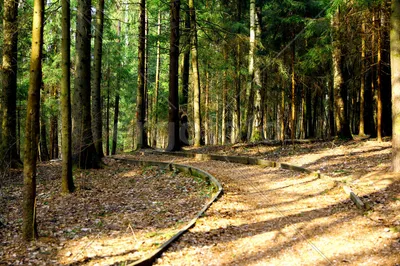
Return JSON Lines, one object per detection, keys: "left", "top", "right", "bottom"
{"left": 0, "top": 158, "right": 212, "bottom": 265}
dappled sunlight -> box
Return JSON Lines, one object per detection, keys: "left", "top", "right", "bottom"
{"left": 130, "top": 153, "right": 399, "bottom": 265}
{"left": 57, "top": 225, "right": 181, "bottom": 265}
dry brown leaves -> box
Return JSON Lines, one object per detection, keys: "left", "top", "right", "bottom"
{"left": 0, "top": 158, "right": 212, "bottom": 265}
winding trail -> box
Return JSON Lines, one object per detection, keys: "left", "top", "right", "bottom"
{"left": 124, "top": 153, "right": 398, "bottom": 266}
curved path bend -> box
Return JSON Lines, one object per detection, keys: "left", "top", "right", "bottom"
{"left": 125, "top": 153, "right": 397, "bottom": 266}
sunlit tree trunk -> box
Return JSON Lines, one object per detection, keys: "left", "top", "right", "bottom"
{"left": 391, "top": 0, "right": 400, "bottom": 171}
{"left": 92, "top": 0, "right": 105, "bottom": 157}
{"left": 204, "top": 68, "right": 210, "bottom": 145}
{"left": 332, "top": 7, "right": 352, "bottom": 139}
{"left": 73, "top": 0, "right": 99, "bottom": 168}
{"left": 1, "top": 0, "right": 20, "bottom": 168}
{"left": 136, "top": 0, "right": 149, "bottom": 149}
{"left": 221, "top": 65, "right": 227, "bottom": 145}
{"left": 181, "top": 8, "right": 190, "bottom": 110}
{"left": 61, "top": 0, "right": 74, "bottom": 193}
{"left": 23, "top": 0, "right": 44, "bottom": 240}
{"left": 166, "top": 0, "right": 181, "bottom": 151}
{"left": 241, "top": 0, "right": 255, "bottom": 142}
{"left": 189, "top": 0, "right": 201, "bottom": 147}
{"left": 251, "top": 6, "right": 263, "bottom": 142}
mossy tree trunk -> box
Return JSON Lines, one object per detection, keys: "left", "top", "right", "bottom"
{"left": 23, "top": 0, "right": 44, "bottom": 240}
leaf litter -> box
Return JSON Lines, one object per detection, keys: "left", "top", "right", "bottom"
{"left": 0, "top": 158, "right": 212, "bottom": 265}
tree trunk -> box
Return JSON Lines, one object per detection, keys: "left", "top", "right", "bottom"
{"left": 152, "top": 10, "right": 162, "bottom": 148}
{"left": 105, "top": 67, "right": 110, "bottom": 156}
{"left": 23, "top": 0, "right": 44, "bottom": 240}
{"left": 111, "top": 94, "right": 119, "bottom": 155}
{"left": 73, "top": 0, "right": 99, "bottom": 168}
{"left": 359, "top": 21, "right": 366, "bottom": 136}
{"left": 251, "top": 6, "right": 263, "bottom": 142}
{"left": 181, "top": 8, "right": 190, "bottom": 110}
{"left": 332, "top": 8, "right": 352, "bottom": 139}
{"left": 1, "top": 0, "right": 20, "bottom": 168}
{"left": 92, "top": 0, "right": 105, "bottom": 157}
{"left": 136, "top": 0, "right": 148, "bottom": 149}
{"left": 377, "top": 9, "right": 383, "bottom": 142}
{"left": 221, "top": 67, "right": 227, "bottom": 145}
{"left": 290, "top": 40, "right": 296, "bottom": 144}
{"left": 189, "top": 0, "right": 202, "bottom": 147}
{"left": 166, "top": 0, "right": 181, "bottom": 151}
{"left": 49, "top": 86, "right": 59, "bottom": 159}
{"left": 204, "top": 68, "right": 210, "bottom": 145}
{"left": 241, "top": 0, "right": 256, "bottom": 142}
{"left": 40, "top": 87, "right": 49, "bottom": 162}
{"left": 391, "top": 0, "right": 400, "bottom": 171}
{"left": 60, "top": 0, "right": 74, "bottom": 193}
{"left": 232, "top": 41, "right": 241, "bottom": 144}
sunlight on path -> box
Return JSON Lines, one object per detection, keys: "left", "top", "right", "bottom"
{"left": 125, "top": 154, "right": 399, "bottom": 266}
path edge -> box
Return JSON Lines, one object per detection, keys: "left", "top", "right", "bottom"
{"left": 113, "top": 158, "right": 223, "bottom": 266}
{"left": 149, "top": 151, "right": 367, "bottom": 211}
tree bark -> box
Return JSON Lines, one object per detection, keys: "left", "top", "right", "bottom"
{"left": 241, "top": 0, "right": 256, "bottom": 142}
{"left": 136, "top": 0, "right": 149, "bottom": 149}
{"left": 1, "top": 0, "right": 20, "bottom": 168}
{"left": 377, "top": 9, "right": 383, "bottom": 142}
{"left": 105, "top": 67, "right": 110, "bottom": 156}
{"left": 92, "top": 0, "right": 105, "bottom": 157}
{"left": 189, "top": 0, "right": 202, "bottom": 147}
{"left": 166, "top": 0, "right": 181, "bottom": 151}
{"left": 251, "top": 6, "right": 263, "bottom": 142}
{"left": 290, "top": 40, "right": 296, "bottom": 144}
{"left": 23, "top": 0, "right": 44, "bottom": 240}
{"left": 111, "top": 94, "right": 119, "bottom": 155}
{"left": 152, "top": 10, "right": 162, "bottom": 148}
{"left": 359, "top": 21, "right": 366, "bottom": 136}
{"left": 391, "top": 0, "right": 400, "bottom": 171}
{"left": 332, "top": 7, "right": 352, "bottom": 139}
{"left": 61, "top": 0, "right": 74, "bottom": 193}
{"left": 73, "top": 0, "right": 99, "bottom": 168}
{"left": 39, "top": 87, "right": 49, "bottom": 162}
{"left": 204, "top": 68, "right": 210, "bottom": 145}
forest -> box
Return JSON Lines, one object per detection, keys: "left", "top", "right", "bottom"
{"left": 0, "top": 0, "right": 400, "bottom": 264}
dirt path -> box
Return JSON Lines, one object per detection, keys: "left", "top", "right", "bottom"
{"left": 125, "top": 153, "right": 399, "bottom": 266}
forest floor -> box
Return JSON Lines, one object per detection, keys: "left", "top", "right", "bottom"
{"left": 135, "top": 138, "right": 399, "bottom": 265}
{"left": 0, "top": 139, "right": 399, "bottom": 265}
{"left": 0, "top": 159, "right": 213, "bottom": 265}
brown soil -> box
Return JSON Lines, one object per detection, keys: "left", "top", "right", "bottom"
{"left": 0, "top": 158, "right": 211, "bottom": 265}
